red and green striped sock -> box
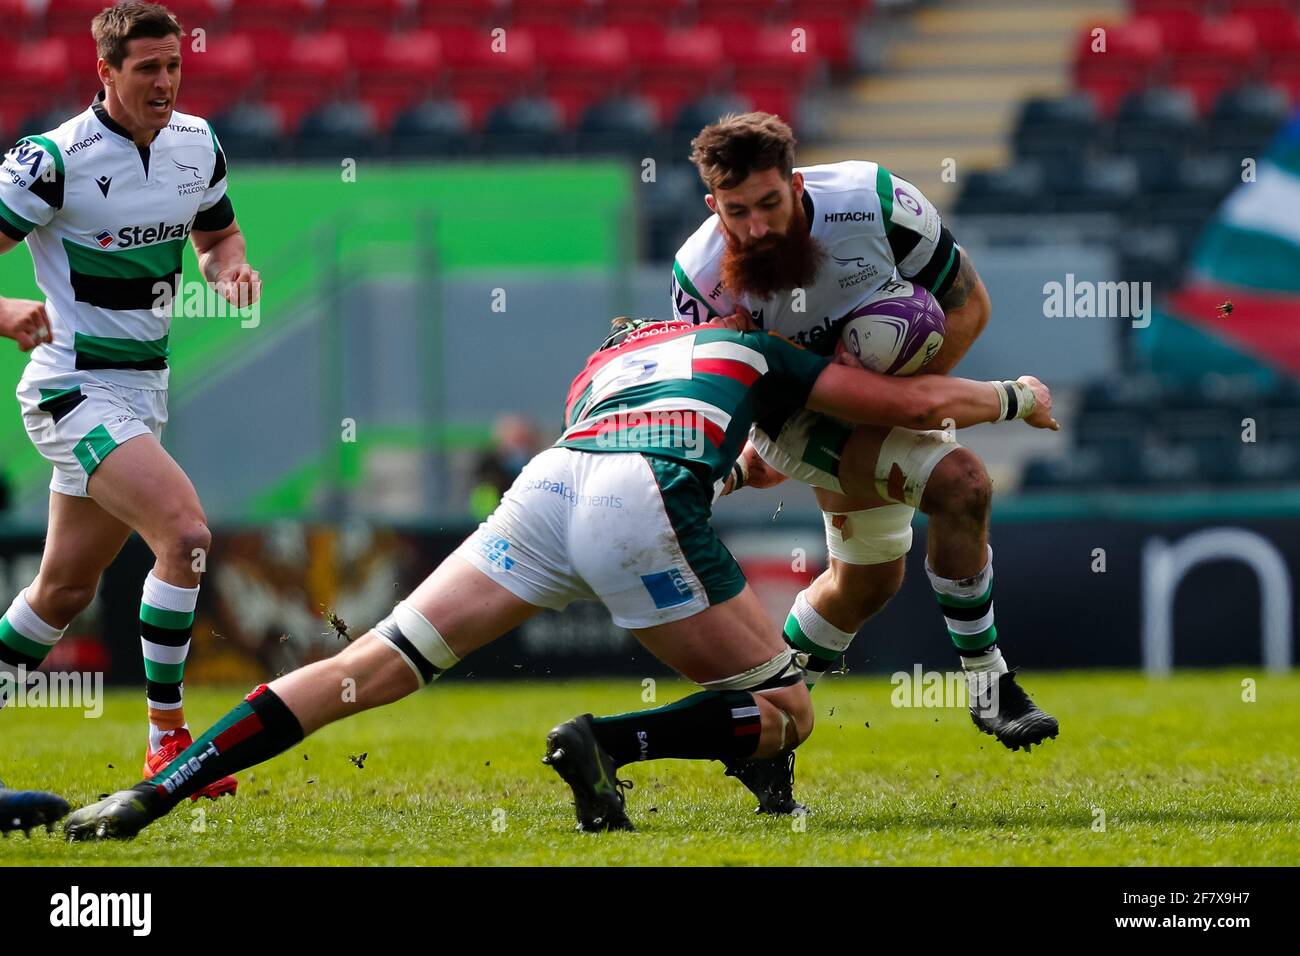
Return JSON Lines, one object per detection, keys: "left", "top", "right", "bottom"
{"left": 134, "top": 684, "right": 304, "bottom": 815}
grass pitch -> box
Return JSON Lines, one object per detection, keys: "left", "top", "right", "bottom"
{"left": 3, "top": 670, "right": 1298, "bottom": 866}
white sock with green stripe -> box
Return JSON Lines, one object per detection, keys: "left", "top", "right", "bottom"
{"left": 140, "top": 572, "right": 199, "bottom": 750}
{"left": 926, "top": 546, "right": 1008, "bottom": 682}
{"left": 782, "top": 589, "right": 856, "bottom": 687}
{"left": 0, "top": 589, "right": 66, "bottom": 706}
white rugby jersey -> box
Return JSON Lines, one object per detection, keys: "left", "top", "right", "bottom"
{"left": 670, "top": 161, "right": 962, "bottom": 355}
{"left": 0, "top": 92, "right": 234, "bottom": 389}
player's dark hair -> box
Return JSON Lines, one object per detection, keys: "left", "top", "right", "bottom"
{"left": 92, "top": 2, "right": 183, "bottom": 69}
{"left": 689, "top": 111, "right": 797, "bottom": 192}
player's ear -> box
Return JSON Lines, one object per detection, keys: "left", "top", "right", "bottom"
{"left": 704, "top": 193, "right": 718, "bottom": 213}
{"left": 791, "top": 171, "right": 804, "bottom": 198}
{"left": 97, "top": 57, "right": 112, "bottom": 86}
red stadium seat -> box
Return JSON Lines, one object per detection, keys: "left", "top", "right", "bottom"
{"left": 695, "top": 0, "right": 787, "bottom": 26}
{"left": 1173, "top": 16, "right": 1258, "bottom": 68}
{"left": 1132, "top": 0, "right": 1213, "bottom": 15}
{"left": 731, "top": 25, "right": 826, "bottom": 89}
{"left": 1133, "top": 9, "right": 1205, "bottom": 52}
{"left": 530, "top": 26, "right": 630, "bottom": 80}
{"left": 319, "top": 0, "right": 408, "bottom": 34}
{"left": 634, "top": 25, "right": 725, "bottom": 81}
{"left": 438, "top": 26, "right": 536, "bottom": 127}
{"left": 784, "top": 5, "right": 869, "bottom": 69}
{"left": 414, "top": 0, "right": 504, "bottom": 30}
{"left": 1074, "top": 18, "right": 1164, "bottom": 107}
{"left": 227, "top": 28, "right": 295, "bottom": 68}
{"left": 182, "top": 33, "right": 256, "bottom": 102}
{"left": 1229, "top": 3, "right": 1300, "bottom": 60}
{"left": 354, "top": 31, "right": 443, "bottom": 103}
{"left": 165, "top": 0, "right": 223, "bottom": 33}
{"left": 511, "top": 0, "right": 601, "bottom": 28}
{"left": 601, "top": 0, "right": 690, "bottom": 29}
{"left": 44, "top": 0, "right": 128, "bottom": 37}
{"left": 733, "top": 82, "right": 801, "bottom": 126}
{"left": 0, "top": 38, "right": 72, "bottom": 100}
{"left": 227, "top": 0, "right": 319, "bottom": 35}
{"left": 441, "top": 24, "right": 537, "bottom": 95}
{"left": 260, "top": 32, "right": 351, "bottom": 124}
{"left": 0, "top": 0, "right": 34, "bottom": 36}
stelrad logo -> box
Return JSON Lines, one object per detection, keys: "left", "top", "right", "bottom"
{"left": 49, "top": 885, "right": 152, "bottom": 936}
{"left": 114, "top": 220, "right": 193, "bottom": 248}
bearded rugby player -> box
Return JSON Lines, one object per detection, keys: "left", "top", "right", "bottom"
{"left": 671, "top": 112, "right": 1059, "bottom": 813}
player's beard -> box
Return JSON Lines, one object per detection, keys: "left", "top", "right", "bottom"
{"left": 719, "top": 193, "right": 827, "bottom": 301}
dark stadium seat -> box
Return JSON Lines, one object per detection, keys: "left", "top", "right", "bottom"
{"left": 1013, "top": 94, "right": 1104, "bottom": 164}
{"left": 577, "top": 95, "right": 660, "bottom": 157}
{"left": 14, "top": 103, "right": 83, "bottom": 141}
{"left": 211, "top": 102, "right": 284, "bottom": 161}
{"left": 482, "top": 96, "right": 566, "bottom": 155}
{"left": 1020, "top": 451, "right": 1109, "bottom": 490}
{"left": 1113, "top": 87, "right": 1201, "bottom": 155}
{"left": 389, "top": 99, "right": 474, "bottom": 157}
{"left": 1209, "top": 85, "right": 1291, "bottom": 156}
{"left": 1045, "top": 156, "right": 1139, "bottom": 215}
{"left": 296, "top": 101, "right": 379, "bottom": 160}
{"left": 954, "top": 164, "right": 1046, "bottom": 217}
{"left": 670, "top": 94, "right": 754, "bottom": 154}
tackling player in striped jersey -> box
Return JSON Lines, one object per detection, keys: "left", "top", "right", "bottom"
{"left": 65, "top": 315, "right": 1056, "bottom": 839}
{"left": 0, "top": 3, "right": 259, "bottom": 809}
{"left": 673, "top": 113, "right": 1060, "bottom": 813}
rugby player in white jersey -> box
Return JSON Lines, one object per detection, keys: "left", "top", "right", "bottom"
{"left": 671, "top": 113, "right": 1059, "bottom": 813}
{"left": 0, "top": 3, "right": 259, "bottom": 811}
{"left": 64, "top": 316, "right": 1057, "bottom": 838}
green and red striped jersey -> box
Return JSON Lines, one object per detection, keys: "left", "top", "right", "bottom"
{"left": 556, "top": 321, "right": 829, "bottom": 483}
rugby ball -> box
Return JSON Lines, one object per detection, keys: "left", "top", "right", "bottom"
{"left": 840, "top": 279, "right": 946, "bottom": 376}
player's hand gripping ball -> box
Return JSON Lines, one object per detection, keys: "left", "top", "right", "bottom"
{"left": 840, "top": 279, "right": 946, "bottom": 376}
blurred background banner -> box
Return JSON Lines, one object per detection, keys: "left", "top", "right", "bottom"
{"left": 2, "top": 0, "right": 1298, "bottom": 678}
{"left": 3, "top": 509, "right": 1295, "bottom": 684}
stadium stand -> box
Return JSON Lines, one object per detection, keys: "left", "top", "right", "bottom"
{"left": 0, "top": 0, "right": 877, "bottom": 162}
